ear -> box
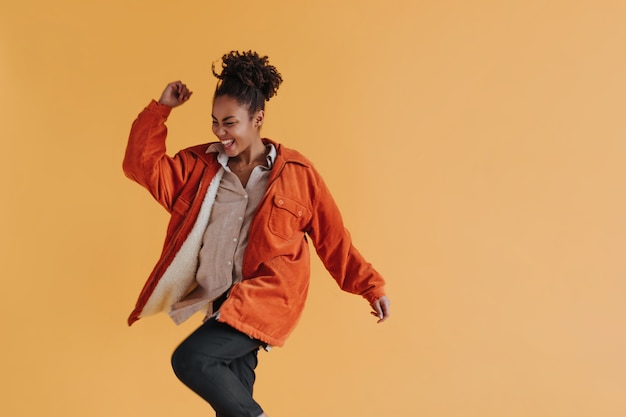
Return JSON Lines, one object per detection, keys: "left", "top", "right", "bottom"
{"left": 254, "top": 110, "right": 265, "bottom": 128}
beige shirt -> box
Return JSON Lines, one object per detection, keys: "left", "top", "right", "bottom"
{"left": 169, "top": 143, "right": 276, "bottom": 322}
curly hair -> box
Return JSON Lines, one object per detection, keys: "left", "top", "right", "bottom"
{"left": 212, "top": 50, "right": 283, "bottom": 116}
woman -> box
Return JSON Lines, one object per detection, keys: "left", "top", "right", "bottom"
{"left": 123, "top": 50, "right": 390, "bottom": 417}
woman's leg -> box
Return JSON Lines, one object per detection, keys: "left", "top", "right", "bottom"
{"left": 228, "top": 348, "right": 259, "bottom": 396}
{"left": 171, "top": 318, "right": 265, "bottom": 417}
{"left": 214, "top": 353, "right": 260, "bottom": 417}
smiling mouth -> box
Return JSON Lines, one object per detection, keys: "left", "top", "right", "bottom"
{"left": 221, "top": 139, "right": 235, "bottom": 148}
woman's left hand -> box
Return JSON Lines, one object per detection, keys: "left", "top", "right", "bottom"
{"left": 370, "top": 295, "right": 391, "bottom": 323}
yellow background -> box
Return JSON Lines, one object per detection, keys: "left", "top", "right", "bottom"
{"left": 2, "top": 1, "right": 626, "bottom": 416}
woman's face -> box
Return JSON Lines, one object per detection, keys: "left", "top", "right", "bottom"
{"left": 211, "top": 95, "right": 264, "bottom": 158}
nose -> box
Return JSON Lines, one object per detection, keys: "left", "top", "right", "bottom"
{"left": 213, "top": 124, "right": 226, "bottom": 137}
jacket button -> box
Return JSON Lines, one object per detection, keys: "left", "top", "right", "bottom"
{"left": 278, "top": 199, "right": 284, "bottom": 205}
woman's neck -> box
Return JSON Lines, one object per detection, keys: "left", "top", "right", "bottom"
{"left": 233, "top": 138, "right": 266, "bottom": 165}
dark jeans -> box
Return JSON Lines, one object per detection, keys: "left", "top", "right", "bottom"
{"left": 171, "top": 318, "right": 265, "bottom": 417}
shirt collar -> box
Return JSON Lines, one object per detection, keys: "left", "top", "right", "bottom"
{"left": 206, "top": 142, "right": 276, "bottom": 170}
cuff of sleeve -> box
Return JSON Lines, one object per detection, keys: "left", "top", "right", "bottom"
{"left": 146, "top": 99, "right": 173, "bottom": 117}
{"left": 363, "top": 288, "right": 386, "bottom": 305}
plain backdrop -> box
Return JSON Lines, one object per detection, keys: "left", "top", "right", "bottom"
{"left": 2, "top": 1, "right": 626, "bottom": 416}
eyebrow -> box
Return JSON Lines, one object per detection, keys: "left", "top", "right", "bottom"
{"left": 211, "top": 115, "right": 237, "bottom": 121}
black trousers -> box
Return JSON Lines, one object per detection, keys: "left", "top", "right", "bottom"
{"left": 171, "top": 317, "right": 265, "bottom": 417}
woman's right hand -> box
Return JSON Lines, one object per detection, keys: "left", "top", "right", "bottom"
{"left": 159, "top": 81, "right": 193, "bottom": 107}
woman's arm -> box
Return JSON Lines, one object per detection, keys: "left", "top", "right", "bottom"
{"left": 307, "top": 169, "right": 390, "bottom": 322}
{"left": 122, "top": 82, "right": 195, "bottom": 212}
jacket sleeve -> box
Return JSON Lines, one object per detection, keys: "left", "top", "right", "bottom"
{"left": 122, "top": 100, "right": 195, "bottom": 212}
{"left": 307, "top": 169, "right": 386, "bottom": 304}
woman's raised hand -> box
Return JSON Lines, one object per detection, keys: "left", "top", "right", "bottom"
{"left": 159, "top": 81, "right": 193, "bottom": 107}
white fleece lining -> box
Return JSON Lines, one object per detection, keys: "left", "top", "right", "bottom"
{"left": 140, "top": 168, "right": 225, "bottom": 319}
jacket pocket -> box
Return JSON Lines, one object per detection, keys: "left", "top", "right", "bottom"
{"left": 268, "top": 194, "right": 308, "bottom": 240}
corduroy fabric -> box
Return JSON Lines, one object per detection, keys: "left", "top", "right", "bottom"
{"left": 123, "top": 100, "right": 387, "bottom": 346}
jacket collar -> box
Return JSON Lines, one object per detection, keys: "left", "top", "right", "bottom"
{"left": 187, "top": 138, "right": 311, "bottom": 169}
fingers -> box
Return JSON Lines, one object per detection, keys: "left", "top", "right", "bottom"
{"left": 372, "top": 302, "right": 383, "bottom": 320}
{"left": 173, "top": 81, "right": 193, "bottom": 103}
{"left": 371, "top": 296, "right": 391, "bottom": 324}
{"left": 159, "top": 81, "right": 193, "bottom": 107}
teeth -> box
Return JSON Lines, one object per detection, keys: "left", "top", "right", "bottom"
{"left": 222, "top": 139, "right": 234, "bottom": 147}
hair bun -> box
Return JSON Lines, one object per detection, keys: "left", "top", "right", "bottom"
{"left": 212, "top": 51, "right": 283, "bottom": 101}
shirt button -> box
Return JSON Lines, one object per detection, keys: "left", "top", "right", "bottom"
{"left": 238, "top": 217, "right": 243, "bottom": 221}
{"left": 227, "top": 261, "right": 232, "bottom": 266}
{"left": 233, "top": 238, "right": 238, "bottom": 242}
{"left": 278, "top": 199, "right": 284, "bottom": 205}
{"left": 297, "top": 210, "right": 303, "bottom": 216}
{"left": 244, "top": 195, "right": 248, "bottom": 199}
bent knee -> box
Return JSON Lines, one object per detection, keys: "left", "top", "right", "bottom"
{"left": 171, "top": 343, "right": 222, "bottom": 381}
{"left": 172, "top": 345, "right": 198, "bottom": 380}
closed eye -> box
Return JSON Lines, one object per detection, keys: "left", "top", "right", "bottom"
{"left": 211, "top": 120, "right": 237, "bottom": 127}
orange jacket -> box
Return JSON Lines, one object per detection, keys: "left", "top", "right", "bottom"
{"left": 123, "top": 101, "right": 386, "bottom": 346}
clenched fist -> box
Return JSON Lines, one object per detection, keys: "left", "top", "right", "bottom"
{"left": 159, "top": 81, "right": 193, "bottom": 107}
